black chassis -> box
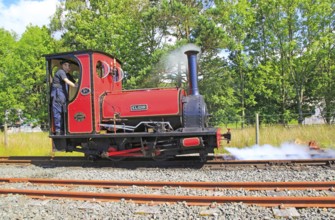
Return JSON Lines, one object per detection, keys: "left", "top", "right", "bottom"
{"left": 51, "top": 128, "right": 219, "bottom": 159}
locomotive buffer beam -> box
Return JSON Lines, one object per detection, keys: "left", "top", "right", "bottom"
{"left": 221, "top": 129, "right": 231, "bottom": 143}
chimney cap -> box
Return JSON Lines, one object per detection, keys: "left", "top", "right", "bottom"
{"left": 184, "top": 50, "right": 199, "bottom": 55}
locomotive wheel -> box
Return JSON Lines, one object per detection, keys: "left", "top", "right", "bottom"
{"left": 152, "top": 149, "right": 175, "bottom": 161}
{"left": 199, "top": 150, "right": 208, "bottom": 162}
{"left": 85, "top": 154, "right": 100, "bottom": 162}
{"left": 153, "top": 154, "right": 169, "bottom": 161}
{"left": 107, "top": 156, "right": 125, "bottom": 162}
{"left": 106, "top": 138, "right": 132, "bottom": 161}
{"left": 83, "top": 141, "right": 102, "bottom": 161}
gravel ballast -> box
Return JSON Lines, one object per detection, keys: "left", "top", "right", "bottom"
{"left": 0, "top": 164, "right": 334, "bottom": 219}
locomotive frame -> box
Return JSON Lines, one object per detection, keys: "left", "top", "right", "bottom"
{"left": 45, "top": 50, "right": 230, "bottom": 161}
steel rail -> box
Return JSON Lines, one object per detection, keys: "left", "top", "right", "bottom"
{"left": 0, "top": 188, "right": 334, "bottom": 207}
{"left": 0, "top": 156, "right": 83, "bottom": 162}
{"left": 1, "top": 156, "right": 335, "bottom": 168}
{"left": 0, "top": 156, "right": 334, "bottom": 164}
{"left": 0, "top": 156, "right": 84, "bottom": 160}
{"left": 207, "top": 158, "right": 335, "bottom": 165}
{"left": 0, "top": 156, "right": 85, "bottom": 165}
{"left": 0, "top": 177, "right": 334, "bottom": 190}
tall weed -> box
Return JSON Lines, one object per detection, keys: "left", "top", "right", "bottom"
{"left": 1, "top": 125, "right": 334, "bottom": 156}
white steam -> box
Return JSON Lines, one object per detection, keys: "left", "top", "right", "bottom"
{"left": 226, "top": 142, "right": 335, "bottom": 160}
{"left": 161, "top": 44, "right": 201, "bottom": 76}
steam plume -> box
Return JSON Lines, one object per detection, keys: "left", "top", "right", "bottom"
{"left": 162, "top": 44, "right": 201, "bottom": 74}
{"left": 164, "top": 44, "right": 201, "bottom": 69}
{"left": 226, "top": 142, "right": 335, "bottom": 160}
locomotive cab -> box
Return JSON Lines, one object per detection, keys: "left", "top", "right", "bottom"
{"left": 45, "top": 50, "right": 123, "bottom": 136}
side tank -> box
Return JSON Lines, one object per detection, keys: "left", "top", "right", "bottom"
{"left": 101, "top": 87, "right": 185, "bottom": 130}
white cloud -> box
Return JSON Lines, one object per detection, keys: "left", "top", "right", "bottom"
{"left": 0, "top": 0, "right": 58, "bottom": 37}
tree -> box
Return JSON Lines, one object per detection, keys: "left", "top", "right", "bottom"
{"left": 159, "top": 0, "right": 203, "bottom": 41}
{"left": 199, "top": 53, "right": 239, "bottom": 126}
{"left": 245, "top": 0, "right": 297, "bottom": 124}
{"left": 0, "top": 29, "right": 21, "bottom": 126}
{"left": 15, "top": 25, "right": 56, "bottom": 127}
{"left": 208, "top": 0, "right": 257, "bottom": 127}
{"left": 308, "top": 0, "right": 335, "bottom": 123}
{"left": 254, "top": 0, "right": 333, "bottom": 124}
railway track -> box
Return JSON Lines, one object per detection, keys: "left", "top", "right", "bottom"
{"left": 1, "top": 177, "right": 335, "bottom": 190}
{"left": 1, "top": 156, "right": 335, "bottom": 168}
{"left": 0, "top": 177, "right": 334, "bottom": 207}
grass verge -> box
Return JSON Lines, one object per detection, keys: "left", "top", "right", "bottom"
{"left": 218, "top": 125, "right": 335, "bottom": 153}
{"left": 0, "top": 125, "right": 334, "bottom": 156}
{"left": 0, "top": 132, "right": 83, "bottom": 156}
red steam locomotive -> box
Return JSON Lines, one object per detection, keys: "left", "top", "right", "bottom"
{"left": 45, "top": 50, "right": 230, "bottom": 161}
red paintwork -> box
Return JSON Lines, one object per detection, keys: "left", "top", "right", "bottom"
{"left": 216, "top": 128, "right": 222, "bottom": 150}
{"left": 92, "top": 53, "right": 123, "bottom": 132}
{"left": 67, "top": 52, "right": 124, "bottom": 133}
{"left": 107, "top": 147, "right": 143, "bottom": 156}
{"left": 182, "top": 137, "right": 201, "bottom": 147}
{"left": 68, "top": 54, "right": 93, "bottom": 133}
{"left": 102, "top": 88, "right": 183, "bottom": 119}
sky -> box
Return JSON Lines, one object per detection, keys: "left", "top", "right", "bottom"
{"left": 0, "top": 0, "right": 58, "bottom": 36}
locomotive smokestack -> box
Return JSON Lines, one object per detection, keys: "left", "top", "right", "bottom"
{"left": 185, "top": 50, "right": 199, "bottom": 96}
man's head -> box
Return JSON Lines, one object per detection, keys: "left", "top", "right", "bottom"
{"left": 60, "top": 60, "right": 71, "bottom": 73}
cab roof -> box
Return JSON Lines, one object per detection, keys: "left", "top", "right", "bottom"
{"left": 44, "top": 50, "right": 122, "bottom": 64}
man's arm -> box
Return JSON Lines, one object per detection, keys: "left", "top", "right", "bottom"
{"left": 66, "top": 73, "right": 76, "bottom": 83}
{"left": 64, "top": 78, "right": 77, "bottom": 87}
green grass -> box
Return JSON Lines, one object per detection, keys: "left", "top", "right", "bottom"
{"left": 0, "top": 132, "right": 83, "bottom": 156}
{"left": 1, "top": 125, "right": 334, "bottom": 156}
{"left": 218, "top": 124, "right": 335, "bottom": 153}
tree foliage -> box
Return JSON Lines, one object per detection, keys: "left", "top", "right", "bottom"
{"left": 0, "top": 29, "right": 19, "bottom": 125}
{"left": 16, "top": 26, "right": 56, "bottom": 126}
{"left": 0, "top": 26, "right": 56, "bottom": 127}
{"left": 50, "top": 0, "right": 152, "bottom": 88}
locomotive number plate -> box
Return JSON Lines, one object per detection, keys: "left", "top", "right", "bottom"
{"left": 130, "top": 104, "right": 148, "bottom": 111}
{"left": 74, "top": 112, "right": 86, "bottom": 122}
